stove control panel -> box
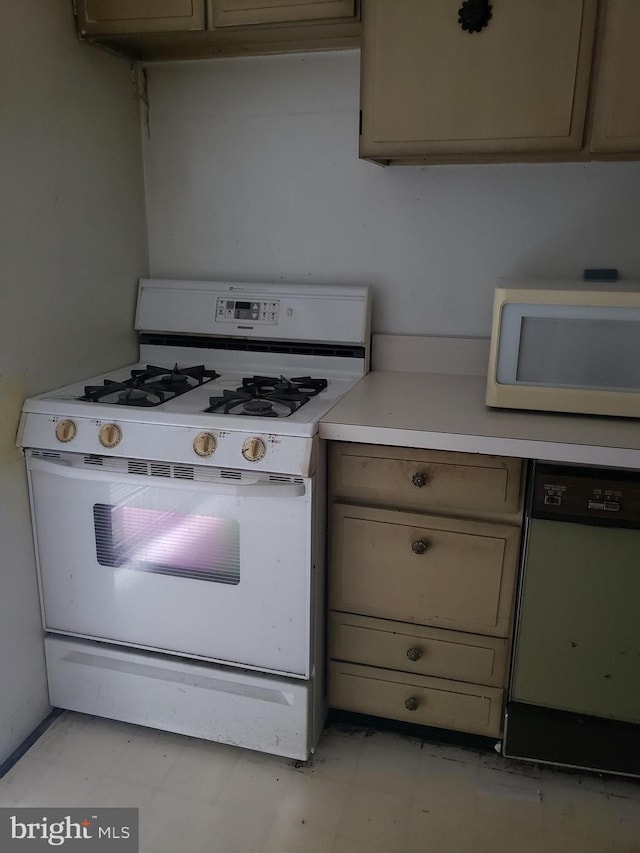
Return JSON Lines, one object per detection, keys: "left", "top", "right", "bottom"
{"left": 20, "top": 416, "right": 315, "bottom": 477}
{"left": 215, "top": 298, "right": 279, "bottom": 325}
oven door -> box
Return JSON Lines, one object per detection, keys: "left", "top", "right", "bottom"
{"left": 26, "top": 452, "right": 313, "bottom": 678}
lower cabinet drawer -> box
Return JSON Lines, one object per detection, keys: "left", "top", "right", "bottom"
{"left": 329, "top": 612, "right": 508, "bottom": 687}
{"left": 330, "top": 503, "right": 520, "bottom": 637}
{"left": 330, "top": 443, "right": 523, "bottom": 517}
{"left": 329, "top": 661, "right": 504, "bottom": 738}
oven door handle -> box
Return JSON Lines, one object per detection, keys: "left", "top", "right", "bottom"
{"left": 27, "top": 457, "right": 307, "bottom": 498}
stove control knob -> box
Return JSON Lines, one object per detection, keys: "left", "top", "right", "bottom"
{"left": 242, "top": 437, "right": 266, "bottom": 463}
{"left": 193, "top": 432, "right": 217, "bottom": 458}
{"left": 55, "top": 419, "right": 77, "bottom": 443}
{"left": 99, "top": 423, "right": 122, "bottom": 449}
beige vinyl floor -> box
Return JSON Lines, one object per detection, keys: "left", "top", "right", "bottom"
{"left": 0, "top": 711, "right": 638, "bottom": 852}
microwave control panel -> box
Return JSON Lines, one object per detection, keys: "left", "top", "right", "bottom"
{"left": 216, "top": 298, "right": 280, "bottom": 325}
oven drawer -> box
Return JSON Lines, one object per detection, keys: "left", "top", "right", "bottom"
{"left": 330, "top": 443, "right": 523, "bottom": 518}
{"left": 330, "top": 504, "right": 519, "bottom": 637}
{"left": 329, "top": 661, "right": 504, "bottom": 737}
{"left": 329, "top": 612, "right": 508, "bottom": 687}
{"left": 45, "top": 636, "right": 314, "bottom": 760}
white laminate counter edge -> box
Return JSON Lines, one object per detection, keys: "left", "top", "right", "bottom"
{"left": 320, "top": 371, "right": 640, "bottom": 470}
{"left": 318, "top": 422, "right": 640, "bottom": 469}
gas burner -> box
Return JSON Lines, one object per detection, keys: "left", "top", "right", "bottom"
{"left": 79, "top": 364, "right": 219, "bottom": 407}
{"left": 117, "top": 387, "right": 159, "bottom": 407}
{"left": 82, "top": 379, "right": 166, "bottom": 407}
{"left": 206, "top": 389, "right": 304, "bottom": 418}
{"left": 244, "top": 399, "right": 276, "bottom": 416}
{"left": 240, "top": 375, "right": 328, "bottom": 397}
{"left": 205, "top": 375, "right": 327, "bottom": 418}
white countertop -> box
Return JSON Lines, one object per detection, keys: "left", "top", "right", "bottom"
{"left": 319, "top": 371, "right": 640, "bottom": 469}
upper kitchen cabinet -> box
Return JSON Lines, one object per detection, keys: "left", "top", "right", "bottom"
{"left": 590, "top": 0, "right": 640, "bottom": 156}
{"left": 209, "top": 0, "right": 357, "bottom": 27}
{"left": 73, "top": 0, "right": 360, "bottom": 60}
{"left": 76, "top": 1, "right": 206, "bottom": 35}
{"left": 359, "top": 0, "right": 598, "bottom": 164}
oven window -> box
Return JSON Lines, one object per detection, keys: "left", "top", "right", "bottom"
{"left": 94, "top": 504, "right": 240, "bottom": 584}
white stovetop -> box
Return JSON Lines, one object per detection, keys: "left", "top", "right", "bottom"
{"left": 22, "top": 359, "right": 362, "bottom": 439}
{"left": 319, "top": 370, "right": 640, "bottom": 469}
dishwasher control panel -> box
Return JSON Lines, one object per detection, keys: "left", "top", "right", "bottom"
{"left": 531, "top": 463, "right": 640, "bottom": 528}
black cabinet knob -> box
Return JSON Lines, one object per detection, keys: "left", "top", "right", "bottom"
{"left": 458, "top": 0, "right": 492, "bottom": 33}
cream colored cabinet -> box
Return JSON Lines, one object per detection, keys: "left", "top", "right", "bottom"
{"left": 328, "top": 443, "right": 524, "bottom": 738}
{"left": 76, "top": 0, "right": 206, "bottom": 35}
{"left": 359, "top": 0, "right": 598, "bottom": 163}
{"left": 590, "top": 0, "right": 640, "bottom": 155}
{"left": 330, "top": 504, "right": 520, "bottom": 637}
{"left": 329, "top": 662, "right": 504, "bottom": 738}
{"left": 209, "top": 0, "right": 356, "bottom": 27}
{"left": 330, "top": 613, "right": 508, "bottom": 687}
{"left": 73, "top": 0, "right": 359, "bottom": 59}
{"left": 329, "top": 444, "right": 523, "bottom": 521}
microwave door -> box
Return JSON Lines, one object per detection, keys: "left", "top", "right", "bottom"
{"left": 498, "top": 305, "right": 640, "bottom": 391}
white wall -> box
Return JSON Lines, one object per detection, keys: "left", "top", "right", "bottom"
{"left": 144, "top": 50, "right": 640, "bottom": 337}
{"left": 0, "top": 1, "right": 147, "bottom": 764}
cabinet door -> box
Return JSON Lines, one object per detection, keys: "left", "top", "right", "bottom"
{"left": 360, "top": 0, "right": 598, "bottom": 161}
{"left": 209, "top": 0, "right": 356, "bottom": 28}
{"left": 77, "top": 0, "right": 205, "bottom": 35}
{"left": 330, "top": 504, "right": 519, "bottom": 637}
{"left": 591, "top": 0, "right": 640, "bottom": 154}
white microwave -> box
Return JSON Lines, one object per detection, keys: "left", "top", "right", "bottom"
{"left": 486, "top": 280, "right": 640, "bottom": 418}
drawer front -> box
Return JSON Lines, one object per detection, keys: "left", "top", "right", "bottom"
{"left": 46, "top": 635, "right": 312, "bottom": 760}
{"left": 329, "top": 612, "right": 508, "bottom": 687}
{"left": 329, "top": 661, "right": 503, "bottom": 738}
{"left": 330, "top": 444, "right": 523, "bottom": 517}
{"left": 330, "top": 504, "right": 519, "bottom": 637}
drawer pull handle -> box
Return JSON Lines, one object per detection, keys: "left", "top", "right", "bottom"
{"left": 411, "top": 539, "right": 429, "bottom": 555}
{"left": 412, "top": 472, "right": 428, "bottom": 488}
{"left": 404, "top": 697, "right": 420, "bottom": 712}
{"left": 406, "top": 647, "right": 422, "bottom": 662}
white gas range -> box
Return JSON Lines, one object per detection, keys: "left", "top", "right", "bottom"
{"left": 18, "top": 279, "right": 371, "bottom": 760}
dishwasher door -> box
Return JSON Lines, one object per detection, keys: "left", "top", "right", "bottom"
{"left": 505, "top": 461, "right": 640, "bottom": 777}
{"left": 511, "top": 517, "right": 640, "bottom": 723}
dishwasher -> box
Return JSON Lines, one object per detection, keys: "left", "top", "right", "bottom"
{"left": 504, "top": 461, "right": 640, "bottom": 777}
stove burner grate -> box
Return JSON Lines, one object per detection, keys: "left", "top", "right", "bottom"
{"left": 240, "top": 375, "right": 328, "bottom": 397}
{"left": 207, "top": 390, "right": 297, "bottom": 418}
{"left": 132, "top": 364, "right": 220, "bottom": 390}
{"left": 80, "top": 364, "right": 220, "bottom": 407}
{"left": 206, "top": 374, "right": 328, "bottom": 418}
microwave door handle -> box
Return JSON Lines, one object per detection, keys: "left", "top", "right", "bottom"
{"left": 26, "top": 457, "right": 306, "bottom": 498}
